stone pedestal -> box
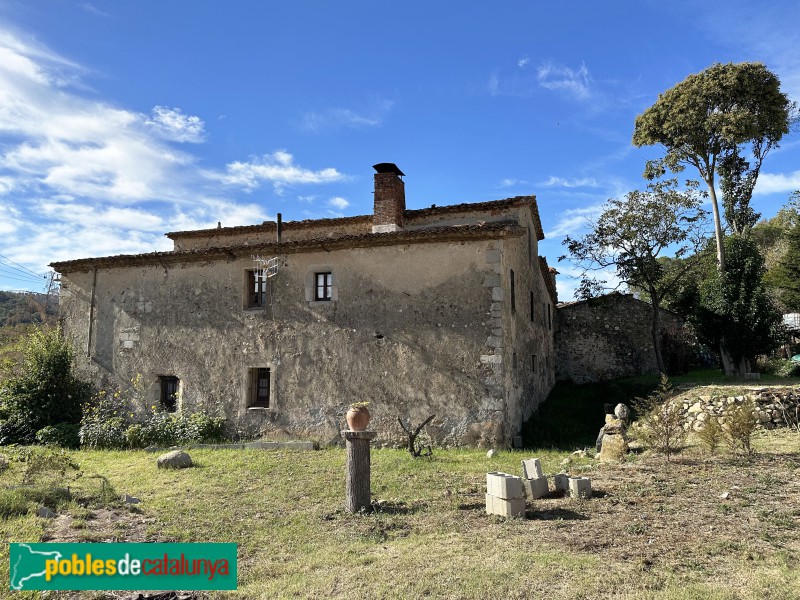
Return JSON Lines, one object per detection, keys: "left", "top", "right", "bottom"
{"left": 342, "top": 430, "right": 377, "bottom": 513}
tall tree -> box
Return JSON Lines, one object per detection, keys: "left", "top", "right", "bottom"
{"left": 561, "top": 179, "right": 708, "bottom": 373}
{"left": 694, "top": 236, "right": 781, "bottom": 374}
{"left": 768, "top": 191, "right": 800, "bottom": 312}
{"left": 633, "top": 62, "right": 794, "bottom": 270}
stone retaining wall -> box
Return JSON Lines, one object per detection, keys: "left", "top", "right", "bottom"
{"left": 678, "top": 387, "right": 800, "bottom": 431}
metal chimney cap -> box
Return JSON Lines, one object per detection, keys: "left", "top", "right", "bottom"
{"left": 373, "top": 163, "right": 405, "bottom": 177}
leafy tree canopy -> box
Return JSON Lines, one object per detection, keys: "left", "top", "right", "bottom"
{"left": 633, "top": 62, "right": 794, "bottom": 268}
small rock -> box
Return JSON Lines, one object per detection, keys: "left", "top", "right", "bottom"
{"left": 571, "top": 449, "right": 587, "bottom": 458}
{"left": 156, "top": 450, "right": 193, "bottom": 469}
{"left": 123, "top": 494, "right": 141, "bottom": 505}
{"left": 719, "top": 491, "right": 730, "bottom": 500}
{"left": 614, "top": 403, "right": 630, "bottom": 421}
{"left": 486, "top": 449, "right": 497, "bottom": 458}
{"left": 36, "top": 506, "right": 56, "bottom": 518}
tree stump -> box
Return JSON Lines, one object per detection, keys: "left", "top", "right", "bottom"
{"left": 342, "top": 430, "right": 377, "bottom": 513}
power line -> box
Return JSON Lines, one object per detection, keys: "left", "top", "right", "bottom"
{"left": 0, "top": 253, "right": 45, "bottom": 278}
{"left": 0, "top": 274, "right": 47, "bottom": 287}
{"left": 0, "top": 265, "right": 44, "bottom": 283}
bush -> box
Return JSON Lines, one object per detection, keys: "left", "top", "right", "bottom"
{"left": 35, "top": 423, "right": 81, "bottom": 449}
{"left": 633, "top": 374, "right": 687, "bottom": 461}
{"left": 723, "top": 397, "right": 759, "bottom": 456}
{"left": 758, "top": 356, "right": 800, "bottom": 377}
{"left": 0, "top": 327, "right": 90, "bottom": 445}
{"left": 696, "top": 416, "right": 724, "bottom": 454}
{"left": 79, "top": 388, "right": 131, "bottom": 449}
{"left": 125, "top": 411, "right": 226, "bottom": 448}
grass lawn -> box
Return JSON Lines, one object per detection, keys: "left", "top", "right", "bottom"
{"left": 1, "top": 429, "right": 799, "bottom": 600}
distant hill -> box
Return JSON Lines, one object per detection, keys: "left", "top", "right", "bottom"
{"left": 0, "top": 291, "right": 57, "bottom": 326}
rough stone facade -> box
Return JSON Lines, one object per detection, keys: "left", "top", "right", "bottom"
{"left": 555, "top": 293, "right": 687, "bottom": 384}
{"left": 51, "top": 164, "right": 557, "bottom": 448}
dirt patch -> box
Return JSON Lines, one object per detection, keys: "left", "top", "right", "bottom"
{"left": 43, "top": 506, "right": 159, "bottom": 543}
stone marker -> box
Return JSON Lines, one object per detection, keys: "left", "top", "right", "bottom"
{"left": 614, "top": 403, "right": 630, "bottom": 422}
{"left": 123, "top": 494, "right": 141, "bottom": 505}
{"left": 156, "top": 450, "right": 193, "bottom": 469}
{"left": 486, "top": 449, "right": 497, "bottom": 458}
{"left": 521, "top": 458, "right": 544, "bottom": 479}
{"left": 342, "top": 430, "right": 377, "bottom": 513}
{"left": 598, "top": 415, "right": 628, "bottom": 462}
{"left": 36, "top": 506, "right": 56, "bottom": 518}
{"left": 569, "top": 476, "right": 592, "bottom": 499}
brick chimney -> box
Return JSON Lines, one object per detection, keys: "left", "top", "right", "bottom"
{"left": 372, "top": 163, "right": 405, "bottom": 233}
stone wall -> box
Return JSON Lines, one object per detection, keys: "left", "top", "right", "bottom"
{"left": 555, "top": 293, "right": 687, "bottom": 384}
{"left": 59, "top": 224, "right": 555, "bottom": 448}
{"left": 678, "top": 387, "right": 800, "bottom": 431}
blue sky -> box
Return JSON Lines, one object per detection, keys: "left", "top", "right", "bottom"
{"left": 0, "top": 1, "right": 799, "bottom": 298}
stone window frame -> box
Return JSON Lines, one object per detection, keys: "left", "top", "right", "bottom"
{"left": 244, "top": 363, "right": 278, "bottom": 413}
{"left": 304, "top": 265, "right": 338, "bottom": 306}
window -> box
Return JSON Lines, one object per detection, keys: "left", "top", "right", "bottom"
{"left": 530, "top": 291, "right": 534, "bottom": 322}
{"left": 315, "top": 272, "right": 332, "bottom": 301}
{"left": 246, "top": 270, "right": 268, "bottom": 308}
{"left": 159, "top": 376, "right": 179, "bottom": 412}
{"left": 512, "top": 352, "right": 517, "bottom": 370}
{"left": 547, "top": 303, "right": 552, "bottom": 331}
{"left": 531, "top": 354, "right": 537, "bottom": 373}
{"left": 510, "top": 269, "right": 515, "bottom": 313}
{"left": 248, "top": 368, "right": 270, "bottom": 408}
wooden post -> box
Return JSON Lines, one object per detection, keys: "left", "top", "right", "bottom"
{"left": 342, "top": 430, "right": 376, "bottom": 513}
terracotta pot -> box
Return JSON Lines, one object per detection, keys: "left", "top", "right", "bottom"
{"left": 346, "top": 406, "right": 371, "bottom": 431}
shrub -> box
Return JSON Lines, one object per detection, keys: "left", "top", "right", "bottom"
{"left": 633, "top": 374, "right": 687, "bottom": 461}
{"left": 758, "top": 356, "right": 800, "bottom": 377}
{"left": 0, "top": 326, "right": 90, "bottom": 444}
{"left": 696, "top": 416, "right": 724, "bottom": 454}
{"left": 125, "top": 411, "right": 226, "bottom": 448}
{"left": 79, "top": 389, "right": 131, "bottom": 449}
{"left": 35, "top": 423, "right": 81, "bottom": 449}
{"left": 723, "top": 397, "right": 759, "bottom": 456}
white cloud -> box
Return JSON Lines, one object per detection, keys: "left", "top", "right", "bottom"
{"left": 537, "top": 61, "right": 592, "bottom": 100}
{"left": 499, "top": 178, "right": 529, "bottom": 188}
{"left": 545, "top": 204, "right": 603, "bottom": 238}
{"left": 147, "top": 106, "right": 205, "bottom": 143}
{"left": 541, "top": 176, "right": 599, "bottom": 189}
{"left": 0, "top": 28, "right": 340, "bottom": 289}
{"left": 328, "top": 196, "right": 349, "bottom": 210}
{"left": 218, "top": 150, "right": 345, "bottom": 193}
{"left": 753, "top": 170, "right": 800, "bottom": 196}
{"left": 78, "top": 3, "right": 111, "bottom": 18}
{"left": 517, "top": 57, "right": 530, "bottom": 68}
{"left": 301, "top": 98, "right": 394, "bottom": 133}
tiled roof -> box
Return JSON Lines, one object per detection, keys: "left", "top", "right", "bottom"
{"left": 51, "top": 221, "right": 525, "bottom": 272}
{"left": 164, "top": 195, "right": 544, "bottom": 241}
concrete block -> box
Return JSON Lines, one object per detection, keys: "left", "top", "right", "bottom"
{"left": 523, "top": 475, "right": 549, "bottom": 499}
{"left": 486, "top": 472, "right": 524, "bottom": 499}
{"left": 569, "top": 476, "right": 592, "bottom": 499}
{"left": 553, "top": 473, "right": 569, "bottom": 494}
{"left": 521, "top": 458, "right": 543, "bottom": 479}
{"left": 485, "top": 494, "right": 525, "bottom": 518}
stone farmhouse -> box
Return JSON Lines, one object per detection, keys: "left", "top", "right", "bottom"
{"left": 51, "top": 164, "right": 559, "bottom": 448}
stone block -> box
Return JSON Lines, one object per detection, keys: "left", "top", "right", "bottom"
{"left": 569, "top": 476, "right": 592, "bottom": 499}
{"left": 491, "top": 287, "right": 504, "bottom": 302}
{"left": 485, "top": 493, "right": 525, "bottom": 518}
{"left": 486, "top": 335, "right": 503, "bottom": 348}
{"left": 480, "top": 354, "right": 502, "bottom": 364}
{"left": 485, "top": 249, "right": 501, "bottom": 263}
{"left": 521, "top": 458, "right": 543, "bottom": 479}
{"left": 486, "top": 472, "right": 524, "bottom": 499}
{"left": 523, "top": 475, "right": 549, "bottom": 499}
{"left": 483, "top": 274, "right": 501, "bottom": 287}
{"left": 553, "top": 473, "right": 569, "bottom": 494}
